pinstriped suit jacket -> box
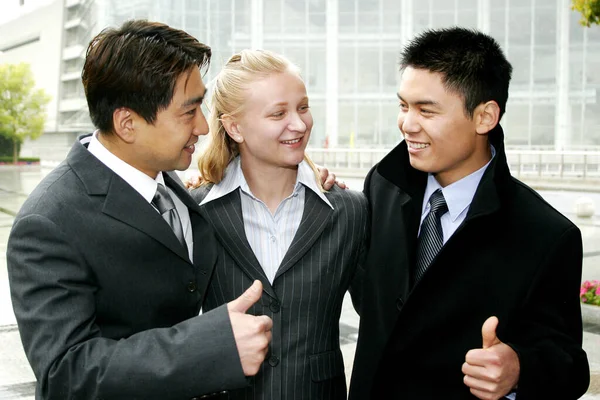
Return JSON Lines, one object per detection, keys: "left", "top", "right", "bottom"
{"left": 191, "top": 184, "right": 368, "bottom": 400}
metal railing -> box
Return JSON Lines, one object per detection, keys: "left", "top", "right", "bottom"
{"left": 40, "top": 148, "right": 600, "bottom": 189}
{"left": 306, "top": 148, "right": 600, "bottom": 182}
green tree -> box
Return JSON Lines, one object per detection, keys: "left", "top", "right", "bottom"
{"left": 0, "top": 63, "right": 50, "bottom": 164}
{"left": 572, "top": 0, "right": 600, "bottom": 26}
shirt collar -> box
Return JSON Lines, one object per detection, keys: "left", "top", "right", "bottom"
{"left": 296, "top": 159, "right": 333, "bottom": 209}
{"left": 87, "top": 130, "right": 162, "bottom": 203}
{"left": 200, "top": 156, "right": 333, "bottom": 209}
{"left": 422, "top": 145, "right": 496, "bottom": 222}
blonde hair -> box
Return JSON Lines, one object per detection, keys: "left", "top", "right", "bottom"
{"left": 197, "top": 49, "right": 323, "bottom": 190}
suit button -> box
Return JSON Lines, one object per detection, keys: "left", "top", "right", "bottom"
{"left": 396, "top": 297, "right": 404, "bottom": 311}
{"left": 268, "top": 355, "right": 280, "bottom": 367}
{"left": 269, "top": 300, "right": 280, "bottom": 313}
{"left": 187, "top": 281, "right": 197, "bottom": 292}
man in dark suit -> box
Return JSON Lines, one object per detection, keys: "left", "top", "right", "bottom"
{"left": 349, "top": 27, "right": 589, "bottom": 399}
{"left": 7, "top": 20, "right": 272, "bottom": 400}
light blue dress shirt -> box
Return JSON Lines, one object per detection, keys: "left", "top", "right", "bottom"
{"left": 419, "top": 145, "right": 496, "bottom": 242}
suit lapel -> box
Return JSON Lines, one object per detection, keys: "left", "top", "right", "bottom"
{"left": 373, "top": 143, "right": 427, "bottom": 300}
{"left": 67, "top": 137, "right": 192, "bottom": 263}
{"left": 404, "top": 190, "right": 424, "bottom": 271}
{"left": 102, "top": 176, "right": 191, "bottom": 262}
{"left": 200, "top": 190, "right": 276, "bottom": 299}
{"left": 274, "top": 189, "right": 333, "bottom": 280}
{"left": 396, "top": 190, "right": 422, "bottom": 298}
{"left": 189, "top": 211, "right": 217, "bottom": 279}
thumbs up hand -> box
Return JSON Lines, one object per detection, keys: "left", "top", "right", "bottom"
{"left": 227, "top": 280, "right": 273, "bottom": 376}
{"left": 481, "top": 316, "right": 501, "bottom": 349}
{"left": 228, "top": 280, "right": 266, "bottom": 314}
{"left": 461, "top": 316, "right": 520, "bottom": 400}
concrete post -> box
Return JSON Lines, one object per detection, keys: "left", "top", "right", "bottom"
{"left": 555, "top": 0, "right": 571, "bottom": 150}
{"left": 477, "top": 0, "right": 490, "bottom": 33}
{"left": 251, "top": 0, "right": 263, "bottom": 49}
{"left": 326, "top": 0, "right": 338, "bottom": 147}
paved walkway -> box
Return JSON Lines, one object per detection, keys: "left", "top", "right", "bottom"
{"left": 0, "top": 166, "right": 599, "bottom": 398}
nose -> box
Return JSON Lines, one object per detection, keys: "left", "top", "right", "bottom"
{"left": 193, "top": 107, "right": 209, "bottom": 136}
{"left": 288, "top": 112, "right": 307, "bottom": 133}
{"left": 399, "top": 108, "right": 420, "bottom": 135}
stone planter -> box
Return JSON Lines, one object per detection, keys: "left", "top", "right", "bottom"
{"left": 581, "top": 303, "right": 600, "bottom": 326}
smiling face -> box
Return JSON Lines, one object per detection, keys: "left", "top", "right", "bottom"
{"left": 397, "top": 66, "right": 492, "bottom": 187}
{"left": 130, "top": 67, "right": 208, "bottom": 177}
{"left": 228, "top": 70, "right": 312, "bottom": 172}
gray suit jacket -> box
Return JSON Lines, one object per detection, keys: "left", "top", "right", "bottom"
{"left": 7, "top": 134, "right": 247, "bottom": 399}
{"left": 191, "top": 185, "right": 368, "bottom": 400}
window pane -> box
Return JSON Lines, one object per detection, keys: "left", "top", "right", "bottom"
{"left": 307, "top": 47, "right": 326, "bottom": 92}
{"left": 338, "top": 47, "right": 356, "bottom": 94}
{"left": 338, "top": 104, "right": 355, "bottom": 146}
{"left": 283, "top": 0, "right": 306, "bottom": 33}
{"left": 508, "top": 47, "right": 531, "bottom": 85}
{"left": 357, "top": 105, "right": 380, "bottom": 146}
{"left": 533, "top": 46, "right": 556, "bottom": 85}
{"left": 358, "top": 49, "right": 380, "bottom": 92}
{"left": 308, "top": 100, "right": 326, "bottom": 147}
{"left": 264, "top": 0, "right": 282, "bottom": 33}
{"left": 357, "top": 12, "right": 379, "bottom": 33}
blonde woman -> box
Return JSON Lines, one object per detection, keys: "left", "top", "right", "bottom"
{"left": 190, "top": 50, "right": 368, "bottom": 399}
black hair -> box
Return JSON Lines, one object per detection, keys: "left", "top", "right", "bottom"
{"left": 82, "top": 20, "right": 211, "bottom": 133}
{"left": 400, "top": 27, "right": 513, "bottom": 119}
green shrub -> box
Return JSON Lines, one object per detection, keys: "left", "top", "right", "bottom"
{"left": 0, "top": 156, "right": 39, "bottom": 163}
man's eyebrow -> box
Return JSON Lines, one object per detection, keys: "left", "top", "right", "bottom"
{"left": 415, "top": 100, "right": 440, "bottom": 107}
{"left": 397, "top": 93, "right": 440, "bottom": 107}
{"left": 182, "top": 94, "right": 205, "bottom": 108}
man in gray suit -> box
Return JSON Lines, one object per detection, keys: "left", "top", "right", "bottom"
{"left": 7, "top": 20, "right": 272, "bottom": 400}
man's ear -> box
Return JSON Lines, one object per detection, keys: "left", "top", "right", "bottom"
{"left": 112, "top": 108, "right": 136, "bottom": 143}
{"left": 222, "top": 114, "right": 244, "bottom": 144}
{"left": 475, "top": 101, "right": 500, "bottom": 136}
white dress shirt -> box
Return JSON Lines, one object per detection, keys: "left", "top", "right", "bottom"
{"left": 201, "top": 156, "right": 333, "bottom": 283}
{"left": 86, "top": 131, "right": 193, "bottom": 261}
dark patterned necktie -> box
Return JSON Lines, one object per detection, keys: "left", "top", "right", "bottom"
{"left": 152, "top": 183, "right": 188, "bottom": 251}
{"left": 414, "top": 189, "right": 448, "bottom": 284}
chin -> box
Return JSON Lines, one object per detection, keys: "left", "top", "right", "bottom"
{"left": 285, "top": 155, "right": 305, "bottom": 166}
{"left": 173, "top": 161, "right": 192, "bottom": 172}
{"left": 281, "top": 162, "right": 301, "bottom": 170}
{"left": 408, "top": 157, "right": 435, "bottom": 174}
{"left": 408, "top": 155, "right": 422, "bottom": 169}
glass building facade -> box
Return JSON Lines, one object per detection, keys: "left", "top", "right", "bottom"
{"left": 62, "top": 0, "right": 600, "bottom": 149}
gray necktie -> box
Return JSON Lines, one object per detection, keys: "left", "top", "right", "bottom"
{"left": 414, "top": 189, "right": 448, "bottom": 284}
{"left": 152, "top": 183, "right": 188, "bottom": 251}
